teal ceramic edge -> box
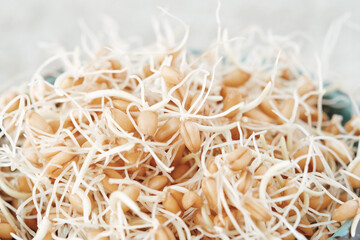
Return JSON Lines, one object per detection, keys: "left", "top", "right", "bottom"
{"left": 330, "top": 220, "right": 352, "bottom": 239}
{"left": 319, "top": 88, "right": 357, "bottom": 239}
{"left": 44, "top": 75, "right": 57, "bottom": 85}
{"left": 323, "top": 89, "right": 354, "bottom": 125}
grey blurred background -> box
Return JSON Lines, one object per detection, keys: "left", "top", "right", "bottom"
{"left": 1, "top": 0, "right": 360, "bottom": 93}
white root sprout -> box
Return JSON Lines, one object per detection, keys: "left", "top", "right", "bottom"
{"left": 0, "top": 11, "right": 358, "bottom": 240}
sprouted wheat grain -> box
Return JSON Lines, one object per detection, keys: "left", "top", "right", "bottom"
{"left": 0, "top": 12, "right": 359, "bottom": 240}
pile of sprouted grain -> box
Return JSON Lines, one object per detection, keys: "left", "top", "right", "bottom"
{"left": 0, "top": 16, "right": 360, "bottom": 240}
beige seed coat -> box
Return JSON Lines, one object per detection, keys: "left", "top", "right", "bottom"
{"left": 180, "top": 121, "right": 201, "bottom": 153}
{"left": 226, "top": 147, "right": 253, "bottom": 171}
{"left": 110, "top": 108, "right": 135, "bottom": 132}
{"left": 332, "top": 199, "right": 359, "bottom": 222}
{"left": 223, "top": 69, "right": 250, "bottom": 87}
{"left": 154, "top": 226, "right": 176, "bottom": 240}
{"left": 155, "top": 118, "right": 180, "bottom": 142}
{"left": 182, "top": 191, "right": 202, "bottom": 210}
{"left": 137, "top": 111, "right": 158, "bottom": 136}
